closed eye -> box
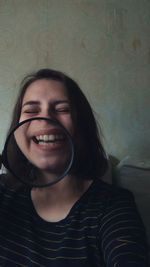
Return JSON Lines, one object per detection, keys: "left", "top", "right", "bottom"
{"left": 24, "top": 110, "right": 39, "bottom": 114}
{"left": 54, "top": 103, "right": 71, "bottom": 114}
{"left": 55, "top": 107, "right": 70, "bottom": 113}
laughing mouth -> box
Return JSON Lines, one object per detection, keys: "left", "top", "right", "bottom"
{"left": 33, "top": 134, "right": 65, "bottom": 145}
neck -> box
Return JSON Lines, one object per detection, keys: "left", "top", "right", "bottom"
{"left": 31, "top": 175, "right": 93, "bottom": 222}
{"left": 32, "top": 175, "right": 81, "bottom": 203}
{"left": 32, "top": 173, "right": 93, "bottom": 206}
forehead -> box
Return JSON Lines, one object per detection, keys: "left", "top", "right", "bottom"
{"left": 23, "top": 79, "right": 68, "bottom": 102}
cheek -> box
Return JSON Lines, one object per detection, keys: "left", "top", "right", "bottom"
{"left": 14, "top": 124, "right": 30, "bottom": 149}
{"left": 60, "top": 116, "right": 74, "bottom": 137}
{"left": 18, "top": 113, "right": 26, "bottom": 123}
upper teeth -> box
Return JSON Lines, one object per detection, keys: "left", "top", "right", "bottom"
{"left": 36, "top": 134, "right": 64, "bottom": 142}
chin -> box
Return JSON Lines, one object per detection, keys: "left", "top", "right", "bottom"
{"left": 31, "top": 159, "right": 66, "bottom": 173}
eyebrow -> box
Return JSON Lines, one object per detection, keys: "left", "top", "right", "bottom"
{"left": 22, "top": 100, "right": 69, "bottom": 107}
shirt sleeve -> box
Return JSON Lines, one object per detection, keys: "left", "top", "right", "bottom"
{"left": 98, "top": 187, "right": 149, "bottom": 267}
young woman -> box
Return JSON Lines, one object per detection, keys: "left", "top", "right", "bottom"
{"left": 0, "top": 69, "right": 149, "bottom": 266}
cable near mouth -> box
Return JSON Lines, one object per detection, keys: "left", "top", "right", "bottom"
{"left": 2, "top": 117, "right": 74, "bottom": 188}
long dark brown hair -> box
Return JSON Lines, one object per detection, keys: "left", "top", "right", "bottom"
{"left": 2, "top": 69, "right": 108, "bottom": 187}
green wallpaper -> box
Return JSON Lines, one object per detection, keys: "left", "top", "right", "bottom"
{"left": 0, "top": 0, "right": 150, "bottom": 161}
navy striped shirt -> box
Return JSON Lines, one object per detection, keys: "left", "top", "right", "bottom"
{"left": 0, "top": 178, "right": 148, "bottom": 266}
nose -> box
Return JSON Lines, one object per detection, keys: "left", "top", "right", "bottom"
{"left": 40, "top": 108, "right": 55, "bottom": 120}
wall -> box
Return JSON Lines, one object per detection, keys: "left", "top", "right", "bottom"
{"left": 0, "top": 0, "right": 150, "bottom": 161}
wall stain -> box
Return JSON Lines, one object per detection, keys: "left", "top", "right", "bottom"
{"left": 81, "top": 40, "right": 86, "bottom": 50}
{"left": 132, "top": 38, "right": 141, "bottom": 52}
{"left": 76, "top": 2, "right": 96, "bottom": 16}
{"left": 106, "top": 6, "right": 127, "bottom": 36}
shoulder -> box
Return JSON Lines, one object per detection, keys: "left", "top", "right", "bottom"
{"left": 95, "top": 180, "right": 146, "bottom": 234}
{"left": 96, "top": 181, "right": 149, "bottom": 266}
{"left": 79, "top": 178, "right": 135, "bottom": 221}
{"left": 89, "top": 178, "right": 141, "bottom": 221}
{"left": 0, "top": 175, "right": 29, "bottom": 201}
{"left": 90, "top": 178, "right": 134, "bottom": 202}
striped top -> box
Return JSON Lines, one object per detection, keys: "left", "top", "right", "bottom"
{"left": 0, "top": 178, "right": 148, "bottom": 267}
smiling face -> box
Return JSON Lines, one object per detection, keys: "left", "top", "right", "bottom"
{"left": 14, "top": 79, "right": 74, "bottom": 181}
